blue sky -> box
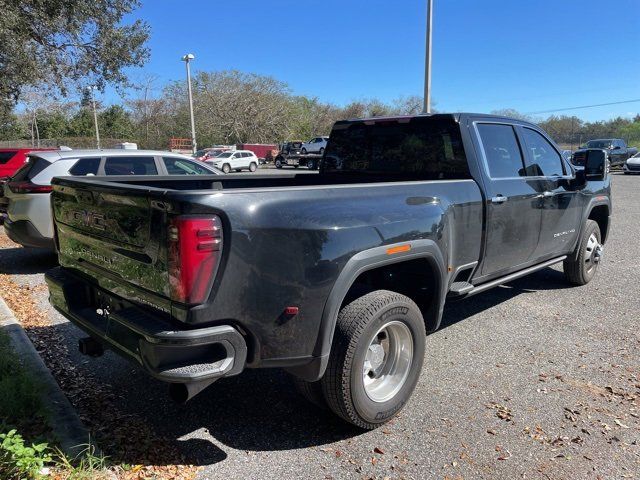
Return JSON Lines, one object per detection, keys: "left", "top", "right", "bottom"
{"left": 115, "top": 0, "right": 640, "bottom": 121}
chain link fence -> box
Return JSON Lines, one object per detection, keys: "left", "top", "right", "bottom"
{"left": 0, "top": 137, "right": 134, "bottom": 149}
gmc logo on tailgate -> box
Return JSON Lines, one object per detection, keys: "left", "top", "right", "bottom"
{"left": 71, "top": 210, "right": 106, "bottom": 230}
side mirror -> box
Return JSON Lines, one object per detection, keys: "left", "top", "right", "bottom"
{"left": 573, "top": 149, "right": 607, "bottom": 187}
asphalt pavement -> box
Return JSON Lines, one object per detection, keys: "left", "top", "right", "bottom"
{"left": 0, "top": 173, "right": 638, "bottom": 479}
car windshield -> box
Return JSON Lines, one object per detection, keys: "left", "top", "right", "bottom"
{"left": 215, "top": 152, "right": 233, "bottom": 158}
{"left": 632, "top": 152, "right": 640, "bottom": 158}
{"left": 586, "top": 140, "right": 612, "bottom": 148}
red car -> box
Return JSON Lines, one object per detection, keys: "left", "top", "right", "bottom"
{"left": 0, "top": 148, "right": 55, "bottom": 222}
{"left": 0, "top": 148, "right": 55, "bottom": 180}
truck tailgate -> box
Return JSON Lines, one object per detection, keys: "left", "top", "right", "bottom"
{"left": 52, "top": 180, "right": 172, "bottom": 304}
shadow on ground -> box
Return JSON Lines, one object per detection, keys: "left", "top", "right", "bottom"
{"left": 0, "top": 247, "right": 58, "bottom": 275}
{"left": 26, "top": 266, "right": 574, "bottom": 467}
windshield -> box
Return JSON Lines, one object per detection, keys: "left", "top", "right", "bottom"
{"left": 215, "top": 152, "right": 233, "bottom": 158}
{"left": 322, "top": 116, "right": 470, "bottom": 179}
{"left": 632, "top": 152, "right": 640, "bottom": 158}
{"left": 586, "top": 140, "right": 612, "bottom": 148}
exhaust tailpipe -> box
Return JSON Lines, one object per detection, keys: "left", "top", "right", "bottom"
{"left": 169, "top": 378, "right": 218, "bottom": 404}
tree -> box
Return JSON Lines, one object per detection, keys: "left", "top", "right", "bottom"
{"left": 100, "top": 105, "right": 134, "bottom": 139}
{"left": 490, "top": 109, "right": 535, "bottom": 122}
{"left": 0, "top": 104, "right": 25, "bottom": 141}
{"left": 0, "top": 0, "right": 149, "bottom": 102}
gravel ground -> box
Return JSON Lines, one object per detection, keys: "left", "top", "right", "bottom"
{"left": 0, "top": 173, "right": 638, "bottom": 480}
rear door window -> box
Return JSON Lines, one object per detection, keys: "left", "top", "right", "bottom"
{"left": 0, "top": 151, "right": 18, "bottom": 164}
{"left": 520, "top": 128, "right": 565, "bottom": 177}
{"left": 104, "top": 156, "right": 157, "bottom": 175}
{"left": 69, "top": 157, "right": 101, "bottom": 176}
{"left": 476, "top": 124, "right": 525, "bottom": 178}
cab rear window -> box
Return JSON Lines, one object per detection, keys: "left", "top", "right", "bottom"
{"left": 323, "top": 116, "right": 470, "bottom": 179}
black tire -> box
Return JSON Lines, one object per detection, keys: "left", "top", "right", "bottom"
{"left": 319, "top": 147, "right": 324, "bottom": 155}
{"left": 301, "top": 148, "right": 307, "bottom": 155}
{"left": 320, "top": 290, "right": 425, "bottom": 429}
{"left": 275, "top": 158, "right": 283, "bottom": 169}
{"left": 563, "top": 219, "right": 602, "bottom": 285}
{"left": 307, "top": 159, "right": 316, "bottom": 170}
{"left": 293, "top": 377, "right": 327, "bottom": 409}
{"left": 222, "top": 163, "right": 231, "bottom": 174}
{"left": 249, "top": 162, "right": 257, "bottom": 172}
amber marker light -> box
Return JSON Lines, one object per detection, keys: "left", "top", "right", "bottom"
{"left": 386, "top": 244, "right": 411, "bottom": 255}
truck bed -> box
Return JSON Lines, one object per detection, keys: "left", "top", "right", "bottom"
{"left": 53, "top": 171, "right": 467, "bottom": 193}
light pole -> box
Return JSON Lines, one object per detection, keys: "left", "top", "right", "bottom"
{"left": 422, "top": 0, "right": 433, "bottom": 113}
{"left": 181, "top": 53, "right": 197, "bottom": 154}
{"left": 87, "top": 86, "right": 100, "bottom": 149}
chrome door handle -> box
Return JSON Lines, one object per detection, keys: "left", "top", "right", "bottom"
{"left": 538, "top": 191, "right": 555, "bottom": 198}
{"left": 491, "top": 195, "right": 508, "bottom": 204}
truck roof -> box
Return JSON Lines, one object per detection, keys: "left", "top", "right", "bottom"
{"left": 336, "top": 112, "right": 541, "bottom": 128}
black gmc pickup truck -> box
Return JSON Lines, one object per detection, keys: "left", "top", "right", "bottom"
{"left": 45, "top": 114, "right": 611, "bottom": 429}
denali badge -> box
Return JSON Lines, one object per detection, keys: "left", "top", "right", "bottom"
{"left": 554, "top": 229, "right": 576, "bottom": 238}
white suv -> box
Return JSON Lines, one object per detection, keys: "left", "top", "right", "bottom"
{"left": 3, "top": 149, "right": 218, "bottom": 249}
{"left": 301, "top": 136, "right": 329, "bottom": 155}
{"left": 207, "top": 150, "right": 259, "bottom": 173}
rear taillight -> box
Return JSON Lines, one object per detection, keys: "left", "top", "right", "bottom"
{"left": 7, "top": 181, "right": 53, "bottom": 194}
{"left": 168, "top": 216, "right": 223, "bottom": 304}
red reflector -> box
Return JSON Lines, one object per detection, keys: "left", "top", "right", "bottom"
{"left": 7, "top": 181, "right": 53, "bottom": 194}
{"left": 168, "top": 216, "right": 223, "bottom": 304}
{"left": 284, "top": 306, "right": 299, "bottom": 316}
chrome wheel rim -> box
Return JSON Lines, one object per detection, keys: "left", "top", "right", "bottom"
{"left": 362, "top": 321, "right": 414, "bottom": 403}
{"left": 584, "top": 233, "right": 602, "bottom": 273}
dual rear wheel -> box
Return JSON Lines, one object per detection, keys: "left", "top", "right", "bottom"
{"left": 295, "top": 290, "right": 425, "bottom": 430}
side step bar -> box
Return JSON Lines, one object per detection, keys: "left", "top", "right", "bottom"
{"left": 450, "top": 256, "right": 567, "bottom": 299}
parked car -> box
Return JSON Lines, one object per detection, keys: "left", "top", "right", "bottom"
{"left": 623, "top": 151, "right": 640, "bottom": 174}
{"left": 206, "top": 150, "right": 259, "bottom": 173}
{"left": 301, "top": 136, "right": 329, "bottom": 155}
{"left": 196, "top": 146, "right": 234, "bottom": 161}
{"left": 3, "top": 149, "right": 219, "bottom": 249}
{"left": 0, "top": 148, "right": 56, "bottom": 180}
{"left": 45, "top": 113, "right": 610, "bottom": 429}
{"left": 575, "top": 139, "right": 638, "bottom": 167}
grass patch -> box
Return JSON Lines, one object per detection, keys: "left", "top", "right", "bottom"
{"left": 0, "top": 329, "right": 49, "bottom": 437}
{"left": 0, "top": 329, "right": 111, "bottom": 479}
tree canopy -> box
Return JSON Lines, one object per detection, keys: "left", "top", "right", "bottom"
{"left": 0, "top": 0, "right": 149, "bottom": 102}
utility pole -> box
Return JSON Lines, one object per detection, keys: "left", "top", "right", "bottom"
{"left": 181, "top": 53, "right": 197, "bottom": 154}
{"left": 87, "top": 86, "right": 100, "bottom": 149}
{"left": 422, "top": 0, "right": 433, "bottom": 114}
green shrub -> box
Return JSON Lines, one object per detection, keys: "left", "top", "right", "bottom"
{"left": 0, "top": 429, "right": 52, "bottom": 479}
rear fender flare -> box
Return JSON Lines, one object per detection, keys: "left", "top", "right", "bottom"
{"left": 310, "top": 239, "right": 446, "bottom": 377}
{"left": 568, "top": 198, "right": 611, "bottom": 260}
